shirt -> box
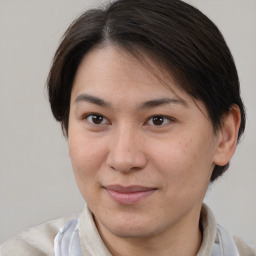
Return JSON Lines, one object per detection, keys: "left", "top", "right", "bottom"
{"left": 1, "top": 204, "right": 255, "bottom": 256}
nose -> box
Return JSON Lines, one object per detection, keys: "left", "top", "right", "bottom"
{"left": 106, "top": 125, "right": 147, "bottom": 173}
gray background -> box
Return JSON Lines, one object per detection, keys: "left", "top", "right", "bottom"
{"left": 0, "top": 0, "right": 255, "bottom": 244}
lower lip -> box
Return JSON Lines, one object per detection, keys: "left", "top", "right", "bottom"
{"left": 105, "top": 189, "right": 156, "bottom": 205}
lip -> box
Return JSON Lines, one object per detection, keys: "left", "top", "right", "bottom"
{"left": 104, "top": 185, "right": 157, "bottom": 205}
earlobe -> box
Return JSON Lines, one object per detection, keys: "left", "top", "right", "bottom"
{"left": 213, "top": 104, "right": 241, "bottom": 166}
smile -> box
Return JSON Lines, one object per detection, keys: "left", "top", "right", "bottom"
{"left": 104, "top": 185, "right": 157, "bottom": 205}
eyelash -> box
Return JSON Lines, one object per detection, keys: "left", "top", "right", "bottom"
{"left": 146, "top": 115, "right": 174, "bottom": 126}
{"left": 83, "top": 113, "right": 174, "bottom": 127}
{"left": 83, "top": 113, "right": 109, "bottom": 125}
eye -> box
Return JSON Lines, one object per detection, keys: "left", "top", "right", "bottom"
{"left": 85, "top": 113, "right": 109, "bottom": 125}
{"left": 147, "top": 115, "right": 172, "bottom": 126}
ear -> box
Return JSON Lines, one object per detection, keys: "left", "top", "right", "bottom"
{"left": 213, "top": 104, "right": 241, "bottom": 166}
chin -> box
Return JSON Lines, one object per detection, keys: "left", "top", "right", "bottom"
{"left": 96, "top": 210, "right": 161, "bottom": 239}
{"left": 108, "top": 223, "right": 156, "bottom": 239}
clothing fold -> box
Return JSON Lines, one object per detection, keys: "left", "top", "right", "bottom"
{"left": 54, "top": 204, "right": 241, "bottom": 256}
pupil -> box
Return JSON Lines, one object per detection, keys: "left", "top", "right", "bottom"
{"left": 153, "top": 116, "right": 163, "bottom": 125}
{"left": 92, "top": 114, "right": 103, "bottom": 124}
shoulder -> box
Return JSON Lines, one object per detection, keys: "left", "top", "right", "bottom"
{"left": 233, "top": 235, "right": 256, "bottom": 256}
{"left": 200, "top": 204, "right": 256, "bottom": 256}
{"left": 0, "top": 215, "right": 77, "bottom": 256}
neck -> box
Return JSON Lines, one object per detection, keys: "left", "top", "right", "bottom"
{"left": 95, "top": 209, "right": 202, "bottom": 256}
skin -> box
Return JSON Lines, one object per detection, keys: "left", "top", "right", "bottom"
{"left": 68, "top": 45, "right": 240, "bottom": 256}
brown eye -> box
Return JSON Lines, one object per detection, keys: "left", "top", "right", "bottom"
{"left": 86, "top": 114, "right": 108, "bottom": 125}
{"left": 152, "top": 116, "right": 164, "bottom": 125}
{"left": 147, "top": 115, "right": 172, "bottom": 126}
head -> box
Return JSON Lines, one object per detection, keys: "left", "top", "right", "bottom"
{"left": 47, "top": 0, "right": 245, "bottom": 183}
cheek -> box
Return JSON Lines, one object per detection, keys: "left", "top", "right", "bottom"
{"left": 150, "top": 137, "right": 214, "bottom": 213}
{"left": 152, "top": 133, "right": 214, "bottom": 188}
{"left": 68, "top": 133, "right": 109, "bottom": 205}
{"left": 68, "top": 131, "right": 107, "bottom": 181}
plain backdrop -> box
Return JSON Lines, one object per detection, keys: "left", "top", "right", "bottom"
{"left": 0, "top": 0, "right": 255, "bottom": 244}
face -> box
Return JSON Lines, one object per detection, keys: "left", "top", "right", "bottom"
{"left": 68, "top": 45, "right": 220, "bottom": 240}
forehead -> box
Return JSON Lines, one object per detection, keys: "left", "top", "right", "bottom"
{"left": 72, "top": 45, "right": 191, "bottom": 102}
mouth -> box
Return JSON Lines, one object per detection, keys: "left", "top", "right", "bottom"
{"left": 103, "top": 185, "right": 157, "bottom": 205}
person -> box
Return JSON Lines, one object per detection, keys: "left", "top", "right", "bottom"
{"left": 1, "top": 0, "right": 255, "bottom": 255}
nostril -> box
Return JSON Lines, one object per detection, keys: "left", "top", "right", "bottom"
{"left": 106, "top": 149, "right": 147, "bottom": 173}
{"left": 106, "top": 129, "right": 147, "bottom": 172}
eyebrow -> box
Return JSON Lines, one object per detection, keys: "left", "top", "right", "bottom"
{"left": 138, "top": 97, "right": 187, "bottom": 110}
{"left": 74, "top": 93, "right": 187, "bottom": 109}
{"left": 74, "top": 94, "right": 111, "bottom": 107}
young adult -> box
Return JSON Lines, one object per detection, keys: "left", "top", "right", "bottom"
{"left": 1, "top": 0, "right": 255, "bottom": 255}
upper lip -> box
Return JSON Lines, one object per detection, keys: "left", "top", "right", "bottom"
{"left": 104, "top": 185, "right": 156, "bottom": 193}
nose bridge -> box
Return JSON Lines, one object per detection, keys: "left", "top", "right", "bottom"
{"left": 107, "top": 122, "right": 146, "bottom": 172}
